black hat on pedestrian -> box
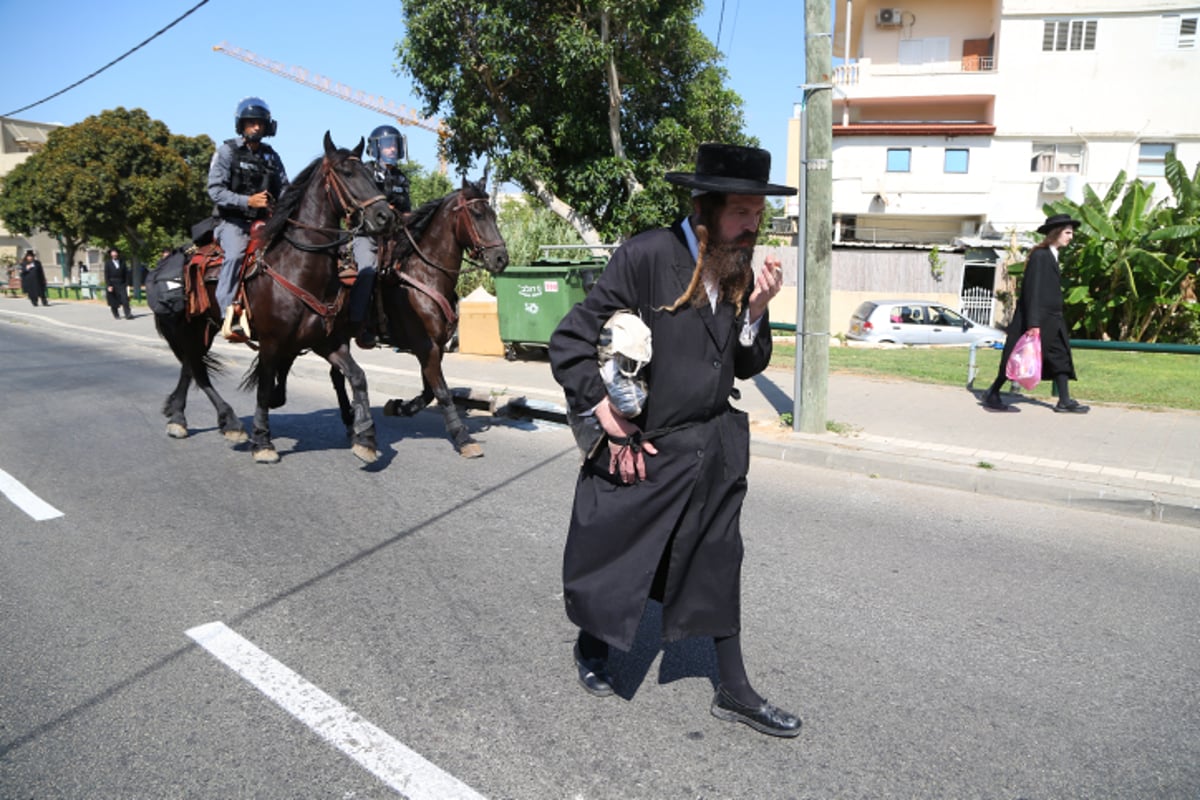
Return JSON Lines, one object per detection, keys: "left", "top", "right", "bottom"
{"left": 24, "top": 249, "right": 34, "bottom": 257}
{"left": 1036, "top": 212, "right": 1082, "bottom": 235}
{"left": 665, "top": 143, "right": 797, "bottom": 196}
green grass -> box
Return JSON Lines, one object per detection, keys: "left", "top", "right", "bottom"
{"left": 770, "top": 342, "right": 1200, "bottom": 412}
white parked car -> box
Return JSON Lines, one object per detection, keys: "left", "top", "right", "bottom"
{"left": 847, "top": 300, "right": 1005, "bottom": 345}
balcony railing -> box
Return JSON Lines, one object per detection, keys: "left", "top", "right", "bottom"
{"left": 835, "top": 56, "right": 995, "bottom": 86}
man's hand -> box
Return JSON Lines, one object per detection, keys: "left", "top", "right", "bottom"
{"left": 748, "top": 255, "right": 783, "bottom": 323}
{"left": 595, "top": 397, "right": 658, "bottom": 484}
{"left": 247, "top": 190, "right": 272, "bottom": 210}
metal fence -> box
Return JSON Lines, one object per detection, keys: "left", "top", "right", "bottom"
{"left": 959, "top": 285, "right": 994, "bottom": 326}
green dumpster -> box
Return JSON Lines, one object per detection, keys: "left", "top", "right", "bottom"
{"left": 494, "top": 257, "right": 606, "bottom": 358}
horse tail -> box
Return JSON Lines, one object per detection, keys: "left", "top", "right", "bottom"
{"left": 239, "top": 356, "right": 261, "bottom": 393}
{"left": 154, "top": 310, "right": 226, "bottom": 374}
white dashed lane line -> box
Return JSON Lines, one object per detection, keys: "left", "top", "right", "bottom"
{"left": 0, "top": 467, "right": 64, "bottom": 521}
{"left": 186, "top": 621, "right": 488, "bottom": 800}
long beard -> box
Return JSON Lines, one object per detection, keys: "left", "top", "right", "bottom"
{"left": 661, "top": 224, "right": 755, "bottom": 315}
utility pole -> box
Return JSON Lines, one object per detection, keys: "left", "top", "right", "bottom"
{"left": 794, "top": 0, "right": 833, "bottom": 433}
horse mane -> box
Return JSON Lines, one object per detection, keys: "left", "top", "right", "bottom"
{"left": 260, "top": 152, "right": 324, "bottom": 247}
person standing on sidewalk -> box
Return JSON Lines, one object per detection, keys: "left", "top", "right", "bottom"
{"left": 103, "top": 248, "right": 133, "bottom": 320}
{"left": 548, "top": 143, "right": 801, "bottom": 738}
{"left": 19, "top": 250, "right": 48, "bottom": 307}
{"left": 982, "top": 212, "right": 1088, "bottom": 413}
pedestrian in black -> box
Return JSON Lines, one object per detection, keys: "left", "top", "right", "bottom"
{"left": 982, "top": 212, "right": 1088, "bottom": 413}
{"left": 548, "top": 143, "right": 802, "bottom": 738}
{"left": 104, "top": 247, "right": 133, "bottom": 320}
{"left": 19, "top": 250, "right": 48, "bottom": 306}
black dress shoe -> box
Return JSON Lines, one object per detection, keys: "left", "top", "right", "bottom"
{"left": 981, "top": 393, "right": 1015, "bottom": 412}
{"left": 710, "top": 686, "right": 802, "bottom": 738}
{"left": 573, "top": 643, "right": 614, "bottom": 697}
{"left": 1054, "top": 399, "right": 1090, "bottom": 414}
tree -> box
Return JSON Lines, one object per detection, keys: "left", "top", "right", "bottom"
{"left": 405, "top": 160, "right": 455, "bottom": 207}
{"left": 0, "top": 107, "right": 213, "bottom": 273}
{"left": 0, "top": 149, "right": 90, "bottom": 280}
{"left": 1045, "top": 153, "right": 1200, "bottom": 343}
{"left": 396, "top": 0, "right": 752, "bottom": 245}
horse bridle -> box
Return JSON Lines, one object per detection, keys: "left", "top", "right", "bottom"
{"left": 283, "top": 155, "right": 388, "bottom": 253}
{"left": 452, "top": 196, "right": 506, "bottom": 266}
{"left": 404, "top": 194, "right": 505, "bottom": 276}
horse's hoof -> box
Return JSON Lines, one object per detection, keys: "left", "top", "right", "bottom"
{"left": 383, "top": 399, "right": 399, "bottom": 417}
{"left": 166, "top": 423, "right": 188, "bottom": 439}
{"left": 224, "top": 429, "right": 249, "bottom": 444}
{"left": 352, "top": 443, "right": 380, "bottom": 464}
{"left": 253, "top": 448, "right": 280, "bottom": 464}
{"left": 459, "top": 442, "right": 484, "bottom": 459}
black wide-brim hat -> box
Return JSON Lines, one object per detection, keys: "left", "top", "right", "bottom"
{"left": 1037, "top": 212, "right": 1082, "bottom": 235}
{"left": 665, "top": 143, "right": 797, "bottom": 196}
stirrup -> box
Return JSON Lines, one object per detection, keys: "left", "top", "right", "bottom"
{"left": 221, "top": 306, "right": 249, "bottom": 342}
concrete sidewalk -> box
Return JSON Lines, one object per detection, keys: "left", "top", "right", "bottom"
{"left": 5, "top": 297, "right": 1199, "bottom": 527}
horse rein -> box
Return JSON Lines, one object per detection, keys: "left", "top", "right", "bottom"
{"left": 282, "top": 155, "right": 388, "bottom": 253}
{"left": 402, "top": 194, "right": 504, "bottom": 278}
{"left": 264, "top": 154, "right": 387, "bottom": 334}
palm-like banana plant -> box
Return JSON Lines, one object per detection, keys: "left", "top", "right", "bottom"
{"left": 1046, "top": 153, "right": 1200, "bottom": 343}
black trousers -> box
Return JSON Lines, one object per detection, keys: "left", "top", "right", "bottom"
{"left": 108, "top": 285, "right": 131, "bottom": 318}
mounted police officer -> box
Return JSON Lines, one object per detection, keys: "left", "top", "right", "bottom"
{"left": 207, "top": 96, "right": 289, "bottom": 340}
{"left": 349, "top": 124, "right": 412, "bottom": 348}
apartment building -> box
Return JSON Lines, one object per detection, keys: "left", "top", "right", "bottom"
{"left": 777, "top": 1, "right": 1199, "bottom": 330}
{"left": 829, "top": 0, "right": 1199, "bottom": 244}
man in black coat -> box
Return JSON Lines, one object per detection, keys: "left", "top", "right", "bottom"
{"left": 104, "top": 248, "right": 133, "bottom": 320}
{"left": 982, "top": 212, "right": 1088, "bottom": 413}
{"left": 19, "top": 250, "right": 48, "bottom": 307}
{"left": 548, "top": 143, "right": 801, "bottom": 737}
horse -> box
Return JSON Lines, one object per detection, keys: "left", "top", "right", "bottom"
{"left": 333, "top": 177, "right": 508, "bottom": 458}
{"left": 154, "top": 132, "right": 395, "bottom": 464}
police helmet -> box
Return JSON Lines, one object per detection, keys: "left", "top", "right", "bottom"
{"left": 235, "top": 96, "right": 278, "bottom": 139}
{"left": 367, "top": 125, "right": 406, "bottom": 165}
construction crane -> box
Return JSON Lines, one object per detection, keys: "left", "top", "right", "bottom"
{"left": 213, "top": 41, "right": 448, "bottom": 173}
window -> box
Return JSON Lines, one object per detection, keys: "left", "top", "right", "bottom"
{"left": 944, "top": 149, "right": 969, "bottom": 174}
{"left": 1159, "top": 14, "right": 1198, "bottom": 50}
{"left": 886, "top": 148, "right": 911, "bottom": 173}
{"left": 1138, "top": 143, "right": 1174, "bottom": 178}
{"left": 1042, "top": 19, "right": 1097, "bottom": 51}
{"left": 1030, "top": 143, "right": 1084, "bottom": 173}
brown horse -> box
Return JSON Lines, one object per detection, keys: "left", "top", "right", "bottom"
{"left": 335, "top": 178, "right": 508, "bottom": 457}
{"left": 155, "top": 132, "right": 394, "bottom": 464}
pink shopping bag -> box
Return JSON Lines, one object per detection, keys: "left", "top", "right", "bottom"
{"left": 1005, "top": 329, "right": 1042, "bottom": 390}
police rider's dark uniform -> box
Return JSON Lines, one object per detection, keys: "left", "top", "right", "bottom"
{"left": 207, "top": 130, "right": 288, "bottom": 322}
{"left": 349, "top": 134, "right": 412, "bottom": 346}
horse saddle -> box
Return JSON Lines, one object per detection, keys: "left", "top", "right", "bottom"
{"left": 183, "top": 222, "right": 267, "bottom": 318}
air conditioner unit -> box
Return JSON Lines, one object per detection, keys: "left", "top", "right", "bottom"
{"left": 1041, "top": 174, "right": 1067, "bottom": 194}
{"left": 876, "top": 8, "right": 903, "bottom": 26}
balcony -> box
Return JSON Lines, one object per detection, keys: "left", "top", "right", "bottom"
{"left": 834, "top": 56, "right": 999, "bottom": 102}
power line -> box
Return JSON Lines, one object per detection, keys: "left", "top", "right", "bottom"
{"left": 3, "top": 0, "right": 211, "bottom": 118}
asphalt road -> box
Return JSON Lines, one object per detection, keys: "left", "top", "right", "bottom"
{"left": 2, "top": 320, "right": 1198, "bottom": 799}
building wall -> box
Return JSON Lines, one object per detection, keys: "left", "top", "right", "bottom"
{"left": 823, "top": 1, "right": 1200, "bottom": 243}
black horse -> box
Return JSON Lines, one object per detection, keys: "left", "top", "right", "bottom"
{"left": 155, "top": 132, "right": 394, "bottom": 463}
{"left": 335, "top": 177, "right": 508, "bottom": 457}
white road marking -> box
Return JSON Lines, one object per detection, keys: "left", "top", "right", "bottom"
{"left": 0, "top": 468, "right": 64, "bottom": 521}
{"left": 186, "top": 621, "right": 488, "bottom": 800}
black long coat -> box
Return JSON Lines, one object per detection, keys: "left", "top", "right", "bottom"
{"left": 104, "top": 257, "right": 131, "bottom": 309}
{"left": 20, "top": 258, "right": 46, "bottom": 297}
{"left": 997, "top": 246, "right": 1076, "bottom": 381}
{"left": 548, "top": 220, "right": 773, "bottom": 652}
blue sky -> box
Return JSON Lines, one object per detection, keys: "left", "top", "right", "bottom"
{"left": 1, "top": 0, "right": 810, "bottom": 186}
